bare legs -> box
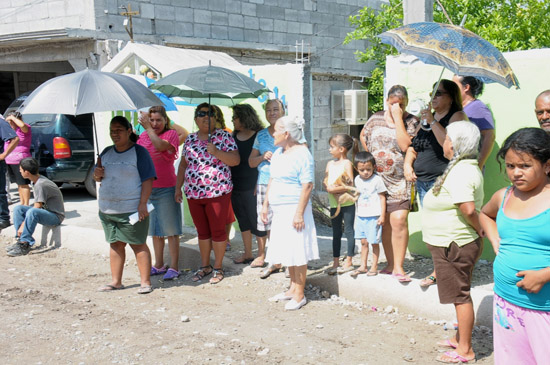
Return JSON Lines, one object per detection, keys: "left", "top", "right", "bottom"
{"left": 284, "top": 265, "right": 307, "bottom": 302}
{"left": 19, "top": 184, "right": 31, "bottom": 206}
{"left": 357, "top": 239, "right": 380, "bottom": 272}
{"left": 454, "top": 302, "right": 475, "bottom": 359}
{"left": 198, "top": 238, "right": 225, "bottom": 270}
{"left": 381, "top": 209, "right": 409, "bottom": 275}
{"left": 152, "top": 235, "right": 180, "bottom": 270}
{"left": 109, "top": 241, "right": 152, "bottom": 288}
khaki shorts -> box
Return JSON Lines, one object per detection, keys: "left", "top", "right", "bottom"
{"left": 427, "top": 238, "right": 483, "bottom": 304}
{"left": 99, "top": 211, "right": 149, "bottom": 245}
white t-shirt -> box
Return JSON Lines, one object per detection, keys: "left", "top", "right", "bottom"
{"left": 354, "top": 174, "right": 387, "bottom": 217}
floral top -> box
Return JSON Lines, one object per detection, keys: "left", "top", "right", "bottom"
{"left": 183, "top": 129, "right": 237, "bottom": 199}
{"left": 361, "top": 111, "right": 419, "bottom": 203}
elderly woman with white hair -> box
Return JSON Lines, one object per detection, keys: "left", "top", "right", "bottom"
{"left": 421, "top": 121, "right": 484, "bottom": 363}
{"left": 261, "top": 116, "right": 319, "bottom": 311}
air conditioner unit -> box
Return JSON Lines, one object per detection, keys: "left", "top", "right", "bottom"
{"left": 331, "top": 89, "right": 368, "bottom": 125}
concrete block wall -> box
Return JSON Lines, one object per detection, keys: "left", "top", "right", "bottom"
{"left": 0, "top": 0, "right": 96, "bottom": 35}
{"left": 90, "top": 0, "right": 380, "bottom": 76}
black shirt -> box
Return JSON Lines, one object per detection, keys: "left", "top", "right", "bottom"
{"left": 231, "top": 131, "right": 258, "bottom": 191}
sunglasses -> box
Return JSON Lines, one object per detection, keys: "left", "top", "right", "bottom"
{"left": 430, "top": 90, "right": 448, "bottom": 97}
{"left": 195, "top": 110, "right": 215, "bottom": 118}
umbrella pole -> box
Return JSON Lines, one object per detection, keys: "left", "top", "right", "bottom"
{"left": 208, "top": 94, "right": 212, "bottom": 142}
{"left": 429, "top": 67, "right": 446, "bottom": 105}
{"left": 92, "top": 114, "right": 102, "bottom": 168}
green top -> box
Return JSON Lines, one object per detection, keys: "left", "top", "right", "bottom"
{"left": 421, "top": 159, "right": 484, "bottom": 247}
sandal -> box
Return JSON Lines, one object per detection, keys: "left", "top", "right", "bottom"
{"left": 393, "top": 273, "right": 412, "bottom": 283}
{"left": 191, "top": 265, "right": 213, "bottom": 282}
{"left": 98, "top": 284, "right": 124, "bottom": 292}
{"left": 326, "top": 267, "right": 338, "bottom": 276}
{"left": 379, "top": 268, "right": 392, "bottom": 275}
{"left": 163, "top": 268, "right": 180, "bottom": 280}
{"left": 437, "top": 339, "right": 458, "bottom": 349}
{"left": 350, "top": 269, "right": 367, "bottom": 278}
{"left": 367, "top": 270, "right": 378, "bottom": 276}
{"left": 150, "top": 265, "right": 168, "bottom": 276}
{"left": 436, "top": 351, "right": 475, "bottom": 363}
{"left": 420, "top": 275, "right": 437, "bottom": 287}
{"left": 259, "top": 265, "right": 282, "bottom": 279}
{"left": 250, "top": 257, "right": 266, "bottom": 268}
{"left": 137, "top": 285, "right": 153, "bottom": 294}
{"left": 209, "top": 268, "right": 224, "bottom": 284}
{"left": 233, "top": 256, "right": 254, "bottom": 265}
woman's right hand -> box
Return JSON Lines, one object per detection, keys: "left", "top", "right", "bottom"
{"left": 175, "top": 189, "right": 183, "bottom": 203}
{"left": 94, "top": 167, "right": 105, "bottom": 181}
{"left": 263, "top": 151, "right": 273, "bottom": 162}
{"left": 404, "top": 163, "right": 417, "bottom": 182}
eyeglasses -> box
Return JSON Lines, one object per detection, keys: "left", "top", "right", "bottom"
{"left": 430, "top": 90, "right": 448, "bottom": 98}
{"left": 195, "top": 110, "right": 215, "bottom": 118}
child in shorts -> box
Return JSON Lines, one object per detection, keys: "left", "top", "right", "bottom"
{"left": 350, "top": 151, "right": 387, "bottom": 277}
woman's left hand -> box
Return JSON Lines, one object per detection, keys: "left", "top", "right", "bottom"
{"left": 293, "top": 213, "right": 305, "bottom": 232}
{"left": 516, "top": 268, "right": 550, "bottom": 294}
{"left": 206, "top": 142, "right": 218, "bottom": 156}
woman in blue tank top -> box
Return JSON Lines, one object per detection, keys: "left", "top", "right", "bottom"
{"left": 480, "top": 128, "right": 550, "bottom": 365}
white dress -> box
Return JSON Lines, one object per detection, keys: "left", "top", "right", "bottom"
{"left": 265, "top": 146, "right": 319, "bottom": 266}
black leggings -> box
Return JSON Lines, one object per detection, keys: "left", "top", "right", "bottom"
{"left": 330, "top": 204, "right": 355, "bottom": 258}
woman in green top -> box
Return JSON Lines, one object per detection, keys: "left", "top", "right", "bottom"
{"left": 421, "top": 121, "right": 484, "bottom": 363}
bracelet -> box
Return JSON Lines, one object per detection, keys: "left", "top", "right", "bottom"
{"left": 429, "top": 118, "right": 438, "bottom": 126}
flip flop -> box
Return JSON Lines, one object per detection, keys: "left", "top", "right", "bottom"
{"left": 437, "top": 339, "right": 458, "bottom": 349}
{"left": 379, "top": 268, "right": 392, "bottom": 275}
{"left": 436, "top": 351, "right": 475, "bottom": 363}
{"left": 420, "top": 275, "right": 437, "bottom": 287}
{"left": 367, "top": 271, "right": 378, "bottom": 276}
{"left": 393, "top": 273, "right": 412, "bottom": 283}
{"left": 337, "top": 266, "right": 353, "bottom": 274}
{"left": 137, "top": 285, "right": 153, "bottom": 294}
{"left": 233, "top": 256, "right": 254, "bottom": 265}
{"left": 98, "top": 284, "right": 124, "bottom": 292}
{"left": 326, "top": 267, "right": 338, "bottom": 276}
{"left": 150, "top": 265, "right": 168, "bottom": 276}
{"left": 350, "top": 269, "right": 367, "bottom": 278}
{"left": 250, "top": 258, "right": 266, "bottom": 268}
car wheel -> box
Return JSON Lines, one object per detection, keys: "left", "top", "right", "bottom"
{"left": 84, "top": 167, "right": 97, "bottom": 198}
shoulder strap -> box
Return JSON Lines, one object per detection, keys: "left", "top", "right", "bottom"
{"left": 501, "top": 186, "right": 514, "bottom": 210}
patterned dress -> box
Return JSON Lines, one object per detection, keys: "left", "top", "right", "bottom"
{"left": 361, "top": 111, "right": 419, "bottom": 203}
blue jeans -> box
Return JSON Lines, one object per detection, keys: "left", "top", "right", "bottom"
{"left": 13, "top": 205, "right": 62, "bottom": 246}
{"left": 416, "top": 179, "right": 435, "bottom": 207}
{"left": 0, "top": 161, "right": 9, "bottom": 222}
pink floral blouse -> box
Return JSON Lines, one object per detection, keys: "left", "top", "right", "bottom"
{"left": 183, "top": 129, "right": 237, "bottom": 199}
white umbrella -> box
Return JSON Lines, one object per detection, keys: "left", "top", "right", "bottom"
{"left": 19, "top": 69, "right": 163, "bottom": 163}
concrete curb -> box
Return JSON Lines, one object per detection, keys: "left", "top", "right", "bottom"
{"left": 2, "top": 192, "right": 494, "bottom": 327}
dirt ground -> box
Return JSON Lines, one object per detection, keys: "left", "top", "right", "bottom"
{"left": 1, "top": 232, "right": 494, "bottom": 364}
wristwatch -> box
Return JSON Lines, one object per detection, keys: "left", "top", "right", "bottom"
{"left": 429, "top": 118, "right": 438, "bottom": 126}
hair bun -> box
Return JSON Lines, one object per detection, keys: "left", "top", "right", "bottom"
{"left": 294, "top": 117, "right": 305, "bottom": 129}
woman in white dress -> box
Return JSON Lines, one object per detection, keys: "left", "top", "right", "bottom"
{"left": 261, "top": 116, "right": 319, "bottom": 311}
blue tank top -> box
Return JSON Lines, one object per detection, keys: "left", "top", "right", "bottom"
{"left": 494, "top": 187, "right": 550, "bottom": 311}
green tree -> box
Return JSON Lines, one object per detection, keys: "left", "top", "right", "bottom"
{"left": 345, "top": 0, "right": 550, "bottom": 112}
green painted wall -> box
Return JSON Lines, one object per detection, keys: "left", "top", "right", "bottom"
{"left": 385, "top": 48, "right": 550, "bottom": 261}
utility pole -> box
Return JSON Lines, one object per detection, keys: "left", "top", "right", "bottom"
{"left": 403, "top": 0, "right": 434, "bottom": 25}
{"left": 120, "top": 3, "right": 139, "bottom": 43}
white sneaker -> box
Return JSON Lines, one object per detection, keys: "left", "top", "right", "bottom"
{"left": 284, "top": 297, "right": 307, "bottom": 311}
{"left": 268, "top": 292, "right": 292, "bottom": 302}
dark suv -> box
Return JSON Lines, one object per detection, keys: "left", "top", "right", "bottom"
{"left": 4, "top": 93, "right": 96, "bottom": 197}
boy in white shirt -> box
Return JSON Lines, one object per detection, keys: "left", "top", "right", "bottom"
{"left": 350, "top": 152, "right": 387, "bottom": 277}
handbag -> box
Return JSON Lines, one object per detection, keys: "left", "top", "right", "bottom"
{"left": 410, "top": 182, "right": 419, "bottom": 212}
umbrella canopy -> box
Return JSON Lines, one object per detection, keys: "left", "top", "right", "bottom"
{"left": 378, "top": 22, "right": 520, "bottom": 89}
{"left": 20, "top": 69, "right": 163, "bottom": 115}
{"left": 150, "top": 64, "right": 270, "bottom": 106}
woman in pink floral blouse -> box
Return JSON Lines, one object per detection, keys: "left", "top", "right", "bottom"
{"left": 176, "top": 103, "right": 240, "bottom": 284}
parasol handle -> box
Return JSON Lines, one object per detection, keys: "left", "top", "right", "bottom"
{"left": 96, "top": 155, "right": 102, "bottom": 168}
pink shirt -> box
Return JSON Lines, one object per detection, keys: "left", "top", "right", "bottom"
{"left": 5, "top": 124, "right": 32, "bottom": 165}
{"left": 137, "top": 129, "right": 179, "bottom": 188}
